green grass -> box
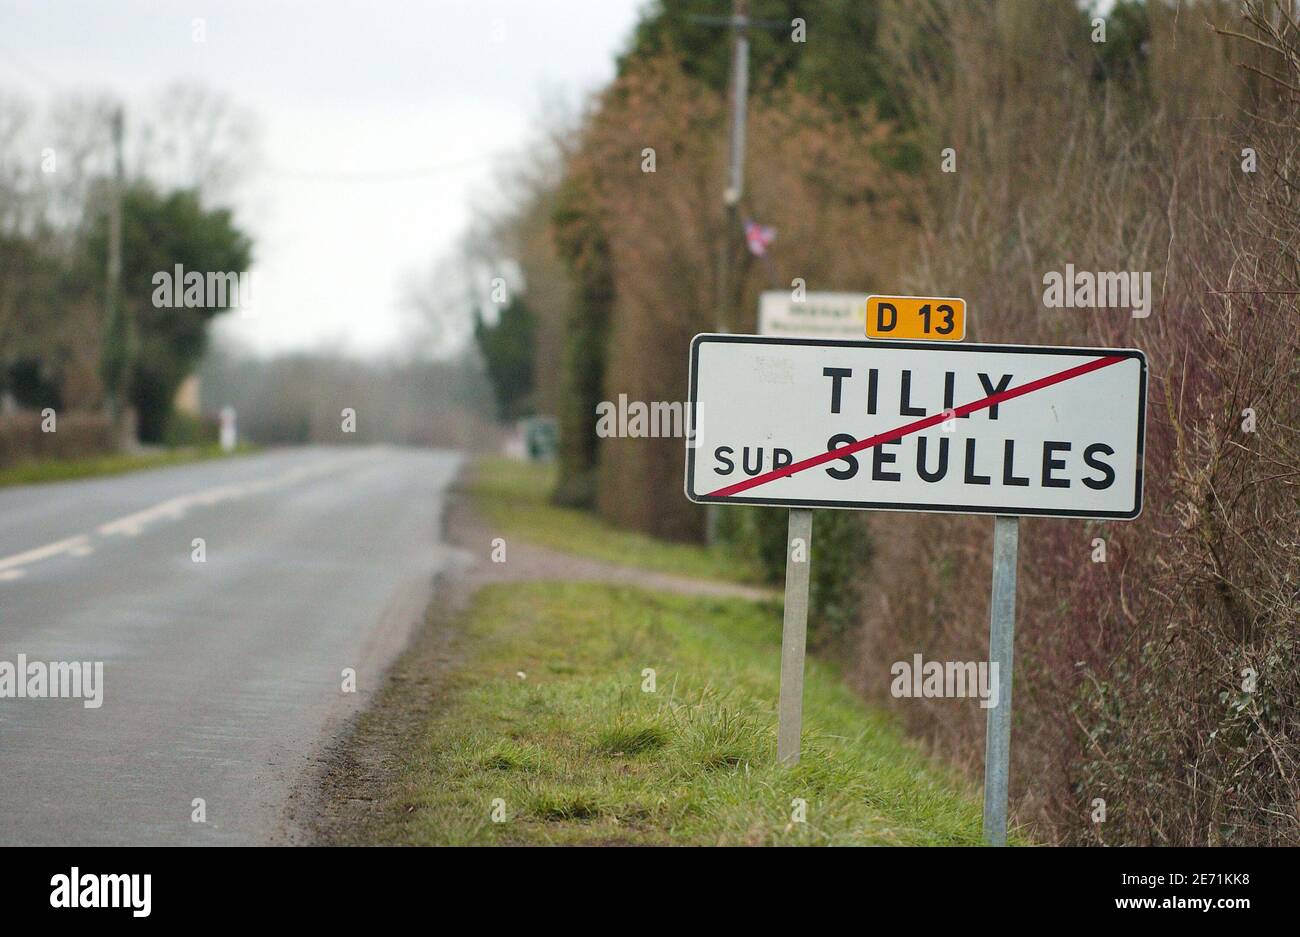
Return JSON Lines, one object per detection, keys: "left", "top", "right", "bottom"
{"left": 0, "top": 443, "right": 255, "bottom": 488}
{"left": 468, "top": 458, "right": 764, "bottom": 584}
{"left": 366, "top": 581, "right": 991, "bottom": 846}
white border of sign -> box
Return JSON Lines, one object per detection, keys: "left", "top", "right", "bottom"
{"left": 685, "top": 334, "right": 1148, "bottom": 520}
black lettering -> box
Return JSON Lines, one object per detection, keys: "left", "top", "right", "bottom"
{"left": 900, "top": 370, "right": 926, "bottom": 416}
{"left": 935, "top": 303, "right": 956, "bottom": 335}
{"left": 742, "top": 446, "right": 764, "bottom": 476}
{"left": 713, "top": 446, "right": 734, "bottom": 475}
{"left": 876, "top": 302, "right": 897, "bottom": 331}
{"left": 871, "top": 441, "right": 901, "bottom": 482}
{"left": 867, "top": 368, "right": 878, "bottom": 415}
{"left": 826, "top": 433, "right": 859, "bottom": 480}
{"left": 1002, "top": 440, "right": 1030, "bottom": 486}
{"left": 977, "top": 373, "right": 1014, "bottom": 419}
{"left": 964, "top": 438, "right": 991, "bottom": 485}
{"left": 942, "top": 372, "right": 970, "bottom": 420}
{"left": 916, "top": 436, "right": 949, "bottom": 482}
{"left": 1042, "top": 441, "right": 1071, "bottom": 488}
{"left": 773, "top": 448, "right": 793, "bottom": 471}
{"left": 1082, "top": 443, "right": 1116, "bottom": 490}
{"left": 823, "top": 367, "right": 851, "bottom": 414}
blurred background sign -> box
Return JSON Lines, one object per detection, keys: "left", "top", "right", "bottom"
{"left": 219, "top": 406, "right": 237, "bottom": 453}
{"left": 758, "top": 291, "right": 867, "bottom": 339}
{"left": 522, "top": 416, "right": 558, "bottom": 462}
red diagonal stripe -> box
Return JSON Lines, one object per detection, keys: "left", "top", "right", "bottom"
{"left": 704, "top": 354, "right": 1126, "bottom": 498}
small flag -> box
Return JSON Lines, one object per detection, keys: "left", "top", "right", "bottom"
{"left": 744, "top": 220, "right": 776, "bottom": 257}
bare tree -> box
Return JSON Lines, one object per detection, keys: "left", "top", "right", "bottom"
{"left": 133, "top": 81, "right": 261, "bottom": 204}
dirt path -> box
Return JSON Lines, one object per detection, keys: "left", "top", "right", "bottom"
{"left": 445, "top": 489, "right": 778, "bottom": 602}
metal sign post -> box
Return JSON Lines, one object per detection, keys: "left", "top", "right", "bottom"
{"left": 982, "top": 515, "right": 1020, "bottom": 845}
{"left": 777, "top": 507, "right": 813, "bottom": 764}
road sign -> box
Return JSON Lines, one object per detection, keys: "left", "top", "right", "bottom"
{"left": 866, "top": 294, "right": 966, "bottom": 341}
{"left": 758, "top": 291, "right": 866, "bottom": 339}
{"left": 685, "top": 335, "right": 1146, "bottom": 519}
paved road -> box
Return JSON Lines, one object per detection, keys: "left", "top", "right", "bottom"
{"left": 0, "top": 446, "right": 462, "bottom": 845}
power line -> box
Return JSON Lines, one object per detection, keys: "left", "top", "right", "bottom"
{"left": 0, "top": 40, "right": 63, "bottom": 92}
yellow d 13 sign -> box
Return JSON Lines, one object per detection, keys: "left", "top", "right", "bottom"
{"left": 866, "top": 294, "right": 966, "bottom": 341}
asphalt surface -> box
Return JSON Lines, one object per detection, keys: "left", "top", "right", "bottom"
{"left": 0, "top": 446, "right": 462, "bottom": 845}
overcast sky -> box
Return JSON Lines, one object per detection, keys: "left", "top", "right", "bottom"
{"left": 0, "top": 0, "right": 646, "bottom": 356}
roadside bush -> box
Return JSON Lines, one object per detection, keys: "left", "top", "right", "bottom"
{"left": 162, "top": 411, "right": 218, "bottom": 447}
{"left": 0, "top": 410, "right": 116, "bottom": 467}
{"left": 850, "top": 0, "right": 1300, "bottom": 845}
{"left": 551, "top": 174, "right": 614, "bottom": 509}
{"left": 716, "top": 505, "right": 870, "bottom": 645}
{"left": 564, "top": 50, "right": 912, "bottom": 541}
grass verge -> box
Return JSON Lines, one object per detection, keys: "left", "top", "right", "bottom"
{"left": 357, "top": 581, "right": 988, "bottom": 846}
{"left": 0, "top": 443, "right": 254, "bottom": 489}
{"left": 468, "top": 457, "right": 763, "bottom": 584}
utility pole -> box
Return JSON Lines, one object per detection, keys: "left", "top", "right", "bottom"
{"left": 719, "top": 0, "right": 750, "bottom": 334}
{"left": 692, "top": 1, "right": 784, "bottom": 333}
{"left": 692, "top": 2, "right": 784, "bottom": 543}
{"left": 105, "top": 105, "right": 133, "bottom": 445}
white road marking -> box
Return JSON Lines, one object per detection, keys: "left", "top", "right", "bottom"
{"left": 1, "top": 452, "right": 380, "bottom": 582}
{"left": 0, "top": 534, "right": 92, "bottom": 573}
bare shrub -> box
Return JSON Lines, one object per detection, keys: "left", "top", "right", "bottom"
{"left": 0, "top": 411, "right": 116, "bottom": 466}
{"left": 855, "top": 0, "right": 1300, "bottom": 844}
{"left": 569, "top": 51, "right": 912, "bottom": 539}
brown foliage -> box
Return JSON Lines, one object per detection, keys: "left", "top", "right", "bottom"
{"left": 851, "top": 0, "right": 1300, "bottom": 844}
{"left": 0, "top": 411, "right": 115, "bottom": 466}
{"left": 571, "top": 51, "right": 914, "bottom": 539}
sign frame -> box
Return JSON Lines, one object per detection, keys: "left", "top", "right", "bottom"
{"left": 685, "top": 334, "right": 1148, "bottom": 520}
